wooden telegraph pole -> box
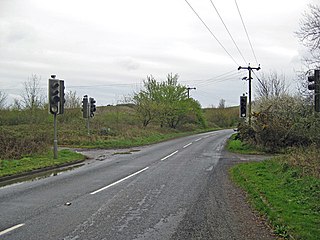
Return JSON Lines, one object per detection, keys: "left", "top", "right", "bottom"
{"left": 238, "top": 64, "right": 260, "bottom": 125}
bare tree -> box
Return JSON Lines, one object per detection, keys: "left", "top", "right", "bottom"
{"left": 255, "top": 71, "right": 288, "bottom": 99}
{"left": 296, "top": 4, "right": 320, "bottom": 68}
{"left": 11, "top": 98, "right": 23, "bottom": 110}
{"left": 21, "top": 74, "right": 45, "bottom": 110}
{"left": 64, "top": 90, "right": 81, "bottom": 109}
{"left": 0, "top": 90, "right": 7, "bottom": 109}
{"left": 218, "top": 99, "right": 226, "bottom": 108}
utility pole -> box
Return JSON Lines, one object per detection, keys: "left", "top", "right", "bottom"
{"left": 187, "top": 87, "right": 196, "bottom": 98}
{"left": 238, "top": 64, "right": 260, "bottom": 125}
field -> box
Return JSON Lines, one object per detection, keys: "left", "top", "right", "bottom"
{"left": 0, "top": 105, "right": 238, "bottom": 177}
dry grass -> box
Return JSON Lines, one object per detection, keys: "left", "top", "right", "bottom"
{"left": 283, "top": 146, "right": 320, "bottom": 178}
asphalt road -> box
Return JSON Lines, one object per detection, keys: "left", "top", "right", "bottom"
{"left": 0, "top": 129, "right": 275, "bottom": 240}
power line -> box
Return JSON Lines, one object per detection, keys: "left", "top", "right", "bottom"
{"left": 234, "top": 0, "right": 259, "bottom": 65}
{"left": 196, "top": 72, "right": 240, "bottom": 87}
{"left": 209, "top": 0, "right": 247, "bottom": 64}
{"left": 184, "top": 0, "right": 240, "bottom": 66}
{"left": 183, "top": 69, "right": 239, "bottom": 86}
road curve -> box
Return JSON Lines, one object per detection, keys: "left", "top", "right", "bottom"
{"left": 0, "top": 130, "right": 275, "bottom": 239}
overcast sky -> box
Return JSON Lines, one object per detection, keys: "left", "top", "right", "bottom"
{"left": 0, "top": 0, "right": 315, "bottom": 107}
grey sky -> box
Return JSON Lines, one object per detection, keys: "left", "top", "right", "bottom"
{"left": 0, "top": 0, "right": 314, "bottom": 107}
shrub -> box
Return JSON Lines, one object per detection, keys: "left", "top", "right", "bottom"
{"left": 0, "top": 127, "right": 50, "bottom": 159}
{"left": 238, "top": 95, "right": 320, "bottom": 152}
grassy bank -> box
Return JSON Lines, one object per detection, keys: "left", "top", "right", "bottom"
{"left": 0, "top": 149, "right": 85, "bottom": 178}
{"left": 227, "top": 136, "right": 320, "bottom": 239}
{"left": 230, "top": 158, "right": 320, "bottom": 239}
{"left": 226, "top": 133, "right": 263, "bottom": 154}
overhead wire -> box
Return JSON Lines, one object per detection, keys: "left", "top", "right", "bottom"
{"left": 184, "top": 0, "right": 240, "bottom": 66}
{"left": 181, "top": 69, "right": 238, "bottom": 87}
{"left": 208, "top": 0, "right": 247, "bottom": 65}
{"left": 234, "top": 0, "right": 259, "bottom": 65}
{"left": 196, "top": 72, "right": 240, "bottom": 87}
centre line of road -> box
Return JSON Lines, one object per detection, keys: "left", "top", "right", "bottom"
{"left": 0, "top": 223, "right": 25, "bottom": 237}
{"left": 195, "top": 137, "right": 202, "bottom": 142}
{"left": 161, "top": 150, "right": 178, "bottom": 161}
{"left": 90, "top": 167, "right": 149, "bottom": 195}
{"left": 183, "top": 142, "right": 192, "bottom": 148}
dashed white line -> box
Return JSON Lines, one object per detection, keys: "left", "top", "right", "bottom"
{"left": 161, "top": 150, "right": 179, "bottom": 161}
{"left": 90, "top": 167, "right": 149, "bottom": 195}
{"left": 183, "top": 142, "right": 192, "bottom": 148}
{"left": 195, "top": 138, "right": 202, "bottom": 142}
{"left": 0, "top": 223, "right": 25, "bottom": 236}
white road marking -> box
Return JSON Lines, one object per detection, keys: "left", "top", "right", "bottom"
{"left": 90, "top": 167, "right": 149, "bottom": 195}
{"left": 161, "top": 150, "right": 179, "bottom": 161}
{"left": 0, "top": 223, "right": 25, "bottom": 236}
{"left": 206, "top": 166, "right": 214, "bottom": 171}
{"left": 195, "top": 138, "right": 202, "bottom": 142}
{"left": 183, "top": 143, "right": 192, "bottom": 148}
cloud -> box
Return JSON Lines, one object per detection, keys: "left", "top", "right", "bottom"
{"left": 116, "top": 57, "right": 140, "bottom": 71}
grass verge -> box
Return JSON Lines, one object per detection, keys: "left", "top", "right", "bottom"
{"left": 226, "top": 133, "right": 262, "bottom": 154}
{"left": 230, "top": 158, "right": 320, "bottom": 239}
{"left": 0, "top": 149, "right": 85, "bottom": 178}
{"left": 71, "top": 128, "right": 219, "bottom": 149}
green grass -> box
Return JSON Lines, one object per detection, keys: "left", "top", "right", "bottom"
{"left": 71, "top": 128, "right": 219, "bottom": 149}
{"left": 226, "top": 134, "right": 262, "bottom": 154}
{"left": 0, "top": 149, "right": 85, "bottom": 178}
{"left": 230, "top": 158, "right": 320, "bottom": 239}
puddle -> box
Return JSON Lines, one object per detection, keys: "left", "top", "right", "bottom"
{"left": 0, "top": 164, "right": 84, "bottom": 189}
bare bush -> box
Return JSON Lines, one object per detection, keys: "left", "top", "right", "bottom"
{"left": 21, "top": 74, "right": 45, "bottom": 110}
{"left": 255, "top": 71, "right": 288, "bottom": 99}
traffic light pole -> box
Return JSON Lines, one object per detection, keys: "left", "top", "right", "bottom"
{"left": 87, "top": 114, "right": 90, "bottom": 136}
{"left": 53, "top": 113, "right": 58, "bottom": 159}
{"left": 238, "top": 65, "right": 261, "bottom": 125}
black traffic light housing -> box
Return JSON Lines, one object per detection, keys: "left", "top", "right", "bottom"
{"left": 48, "top": 75, "right": 65, "bottom": 115}
{"left": 89, "top": 97, "right": 96, "bottom": 118}
{"left": 240, "top": 95, "right": 247, "bottom": 117}
{"left": 82, "top": 95, "right": 89, "bottom": 118}
{"left": 308, "top": 69, "right": 320, "bottom": 112}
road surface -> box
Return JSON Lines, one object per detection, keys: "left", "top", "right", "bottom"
{"left": 0, "top": 130, "right": 275, "bottom": 239}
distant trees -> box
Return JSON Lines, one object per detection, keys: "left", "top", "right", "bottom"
{"left": 133, "top": 74, "right": 206, "bottom": 128}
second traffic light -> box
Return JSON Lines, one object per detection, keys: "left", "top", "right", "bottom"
{"left": 240, "top": 95, "right": 247, "bottom": 118}
{"left": 308, "top": 69, "right": 320, "bottom": 112}
{"left": 89, "top": 97, "right": 96, "bottom": 118}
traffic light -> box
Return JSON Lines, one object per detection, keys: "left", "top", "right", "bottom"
{"left": 89, "top": 97, "right": 96, "bottom": 118}
{"left": 82, "top": 95, "right": 89, "bottom": 118}
{"left": 48, "top": 75, "right": 65, "bottom": 115}
{"left": 240, "top": 95, "right": 247, "bottom": 117}
{"left": 308, "top": 69, "right": 320, "bottom": 112}
{"left": 59, "top": 80, "right": 65, "bottom": 114}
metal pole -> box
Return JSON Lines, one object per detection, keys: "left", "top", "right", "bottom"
{"left": 87, "top": 117, "right": 90, "bottom": 135}
{"left": 87, "top": 100, "right": 90, "bottom": 135}
{"left": 248, "top": 67, "right": 252, "bottom": 126}
{"left": 53, "top": 113, "right": 58, "bottom": 159}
